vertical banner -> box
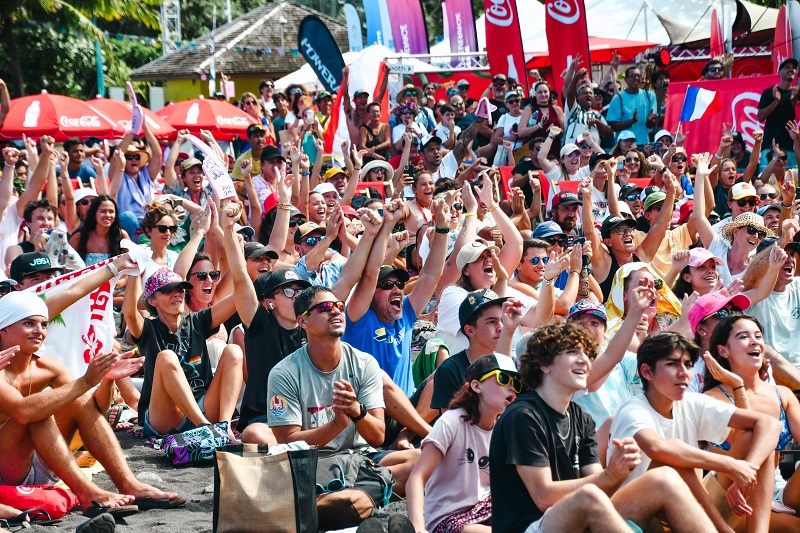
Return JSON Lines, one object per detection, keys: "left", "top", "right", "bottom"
{"left": 544, "top": 0, "right": 591, "bottom": 95}
{"left": 663, "top": 76, "right": 779, "bottom": 155}
{"left": 710, "top": 9, "right": 724, "bottom": 58}
{"left": 344, "top": 3, "right": 364, "bottom": 52}
{"left": 484, "top": 0, "right": 527, "bottom": 94}
{"left": 386, "top": 0, "right": 429, "bottom": 54}
{"left": 442, "top": 0, "right": 478, "bottom": 67}
{"left": 298, "top": 15, "right": 347, "bottom": 93}
{"left": 774, "top": 5, "right": 792, "bottom": 71}
{"left": 364, "top": 0, "right": 383, "bottom": 45}
{"left": 789, "top": 0, "right": 800, "bottom": 63}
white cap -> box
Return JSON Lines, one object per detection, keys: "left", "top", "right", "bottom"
{"left": 654, "top": 129, "right": 674, "bottom": 142}
{"left": 312, "top": 182, "right": 340, "bottom": 198}
{"left": 73, "top": 188, "right": 98, "bottom": 204}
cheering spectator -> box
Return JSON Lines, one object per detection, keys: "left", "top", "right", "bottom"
{"left": 606, "top": 66, "right": 657, "bottom": 145}
{"left": 358, "top": 102, "right": 392, "bottom": 161}
{"left": 758, "top": 58, "right": 799, "bottom": 169}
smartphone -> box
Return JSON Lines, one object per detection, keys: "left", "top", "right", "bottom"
{"left": 403, "top": 164, "right": 416, "bottom": 178}
{"left": 173, "top": 198, "right": 183, "bottom": 208}
{"left": 616, "top": 160, "right": 624, "bottom": 171}
{"left": 278, "top": 129, "right": 292, "bottom": 145}
{"left": 796, "top": 186, "right": 800, "bottom": 198}
{"left": 304, "top": 109, "right": 315, "bottom": 122}
{"left": 571, "top": 237, "right": 586, "bottom": 246}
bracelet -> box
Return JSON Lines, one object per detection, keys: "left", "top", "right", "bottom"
{"left": 659, "top": 166, "right": 668, "bottom": 174}
{"left": 351, "top": 403, "right": 367, "bottom": 422}
{"left": 278, "top": 203, "right": 293, "bottom": 210}
{"left": 732, "top": 385, "right": 745, "bottom": 391}
{"left": 487, "top": 204, "right": 499, "bottom": 213}
{"left": 435, "top": 226, "right": 449, "bottom": 234}
{"left": 464, "top": 212, "right": 477, "bottom": 217}
{"left": 300, "top": 171, "right": 311, "bottom": 176}
{"left": 783, "top": 203, "right": 793, "bottom": 209}
{"left": 569, "top": 270, "right": 580, "bottom": 275}
{"left": 542, "top": 277, "right": 554, "bottom": 285}
{"left": 547, "top": 133, "right": 556, "bottom": 139}
{"left": 106, "top": 262, "right": 120, "bottom": 277}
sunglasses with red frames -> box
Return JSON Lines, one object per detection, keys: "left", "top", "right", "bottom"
{"left": 301, "top": 300, "right": 345, "bottom": 316}
{"left": 191, "top": 270, "right": 221, "bottom": 282}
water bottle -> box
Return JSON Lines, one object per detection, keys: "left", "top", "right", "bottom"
{"left": 23, "top": 101, "right": 40, "bottom": 128}
{"left": 186, "top": 103, "right": 200, "bottom": 125}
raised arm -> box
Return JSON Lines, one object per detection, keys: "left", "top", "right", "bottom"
{"left": 173, "top": 204, "right": 211, "bottom": 279}
{"left": 331, "top": 208, "right": 383, "bottom": 303}
{"left": 46, "top": 255, "right": 137, "bottom": 318}
{"left": 537, "top": 125, "right": 561, "bottom": 175}
{"left": 163, "top": 130, "right": 188, "bottom": 190}
{"left": 143, "top": 122, "right": 163, "bottom": 179}
{"left": 450, "top": 116, "right": 486, "bottom": 166}
{"left": 520, "top": 252, "right": 568, "bottom": 328}
{"left": 16, "top": 136, "right": 55, "bottom": 218}
{"left": 122, "top": 266, "right": 145, "bottom": 339}
{"left": 692, "top": 153, "right": 718, "bottom": 248}
{"left": 408, "top": 200, "right": 450, "bottom": 315}
{"left": 108, "top": 147, "right": 126, "bottom": 198}
{"left": 579, "top": 177, "right": 610, "bottom": 276}
{"left": 635, "top": 170, "right": 678, "bottom": 262}
{"left": 436, "top": 181, "right": 479, "bottom": 294}
{"left": 220, "top": 203, "right": 259, "bottom": 327}
{"left": 0, "top": 147, "right": 19, "bottom": 215}
{"left": 0, "top": 79, "right": 9, "bottom": 129}
{"left": 741, "top": 131, "right": 763, "bottom": 184}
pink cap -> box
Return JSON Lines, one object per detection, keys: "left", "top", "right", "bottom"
{"left": 687, "top": 248, "right": 723, "bottom": 268}
{"left": 688, "top": 292, "right": 751, "bottom": 334}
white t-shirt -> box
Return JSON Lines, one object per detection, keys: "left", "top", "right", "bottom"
{"left": 433, "top": 123, "right": 461, "bottom": 144}
{"left": 749, "top": 278, "right": 800, "bottom": 369}
{"left": 609, "top": 392, "right": 734, "bottom": 483}
{"left": 706, "top": 234, "right": 754, "bottom": 285}
{"left": 421, "top": 408, "right": 492, "bottom": 532}
{"left": 0, "top": 200, "right": 24, "bottom": 267}
{"left": 430, "top": 151, "right": 459, "bottom": 183}
{"left": 143, "top": 250, "right": 179, "bottom": 282}
{"left": 495, "top": 113, "right": 523, "bottom": 149}
{"left": 591, "top": 183, "right": 618, "bottom": 222}
{"left": 435, "top": 284, "right": 535, "bottom": 354}
{"left": 392, "top": 123, "right": 426, "bottom": 144}
{"left": 563, "top": 102, "right": 608, "bottom": 145}
{"left": 543, "top": 165, "right": 591, "bottom": 212}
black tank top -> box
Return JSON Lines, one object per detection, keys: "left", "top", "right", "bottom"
{"left": 599, "top": 252, "right": 639, "bottom": 302}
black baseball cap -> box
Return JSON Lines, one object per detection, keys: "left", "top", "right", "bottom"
{"left": 259, "top": 145, "right": 286, "bottom": 163}
{"left": 458, "top": 288, "right": 509, "bottom": 330}
{"left": 601, "top": 215, "right": 637, "bottom": 239}
{"left": 780, "top": 58, "right": 799, "bottom": 70}
{"left": 465, "top": 354, "right": 519, "bottom": 382}
{"left": 589, "top": 152, "right": 613, "bottom": 170}
{"left": 378, "top": 265, "right": 410, "bottom": 283}
{"left": 254, "top": 269, "right": 311, "bottom": 300}
{"left": 10, "top": 252, "right": 63, "bottom": 281}
{"left": 244, "top": 242, "right": 279, "bottom": 260}
{"left": 640, "top": 185, "right": 662, "bottom": 201}
{"left": 618, "top": 183, "right": 643, "bottom": 199}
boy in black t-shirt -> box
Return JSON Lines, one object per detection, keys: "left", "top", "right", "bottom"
{"left": 489, "top": 323, "right": 715, "bottom": 533}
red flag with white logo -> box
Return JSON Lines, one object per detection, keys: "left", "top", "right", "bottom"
{"left": 544, "top": 0, "right": 591, "bottom": 95}
{"left": 484, "top": 0, "right": 528, "bottom": 94}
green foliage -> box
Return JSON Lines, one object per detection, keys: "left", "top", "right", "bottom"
{"left": 180, "top": 0, "right": 268, "bottom": 42}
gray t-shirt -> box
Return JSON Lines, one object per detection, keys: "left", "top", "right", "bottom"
{"left": 267, "top": 342, "right": 385, "bottom": 455}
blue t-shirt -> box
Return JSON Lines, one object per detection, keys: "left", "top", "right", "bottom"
{"left": 63, "top": 165, "right": 97, "bottom": 185}
{"left": 606, "top": 90, "right": 657, "bottom": 145}
{"left": 293, "top": 255, "right": 345, "bottom": 288}
{"left": 343, "top": 296, "right": 417, "bottom": 397}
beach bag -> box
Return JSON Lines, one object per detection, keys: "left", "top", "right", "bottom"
{"left": 0, "top": 485, "right": 79, "bottom": 519}
{"left": 155, "top": 422, "right": 231, "bottom": 466}
{"left": 315, "top": 449, "right": 395, "bottom": 528}
{"left": 213, "top": 443, "right": 318, "bottom": 533}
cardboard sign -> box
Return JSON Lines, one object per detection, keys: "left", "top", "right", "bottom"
{"left": 184, "top": 133, "right": 236, "bottom": 201}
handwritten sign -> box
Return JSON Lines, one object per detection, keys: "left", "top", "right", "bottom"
{"left": 184, "top": 133, "right": 236, "bottom": 201}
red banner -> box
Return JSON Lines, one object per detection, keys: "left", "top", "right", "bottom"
{"left": 663, "top": 75, "right": 779, "bottom": 155}
{"left": 484, "top": 0, "right": 528, "bottom": 94}
{"left": 710, "top": 9, "right": 724, "bottom": 57}
{"left": 544, "top": 0, "right": 591, "bottom": 95}
{"left": 774, "top": 5, "right": 792, "bottom": 71}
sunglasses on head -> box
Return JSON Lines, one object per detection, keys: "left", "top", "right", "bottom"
{"left": 156, "top": 224, "right": 178, "bottom": 234}
{"left": 274, "top": 287, "right": 302, "bottom": 299}
{"left": 304, "top": 235, "right": 325, "bottom": 246}
{"left": 479, "top": 370, "right": 522, "bottom": 393}
{"left": 736, "top": 198, "right": 757, "bottom": 207}
{"left": 625, "top": 156, "right": 640, "bottom": 163}
{"left": 745, "top": 225, "right": 767, "bottom": 239}
{"left": 544, "top": 236, "right": 569, "bottom": 248}
{"left": 530, "top": 256, "right": 549, "bottom": 265}
{"left": 702, "top": 306, "right": 743, "bottom": 323}
{"left": 125, "top": 154, "right": 141, "bottom": 161}
{"left": 377, "top": 279, "right": 405, "bottom": 290}
{"left": 77, "top": 198, "right": 92, "bottom": 207}
{"left": 0, "top": 284, "right": 16, "bottom": 296}
{"left": 671, "top": 155, "right": 687, "bottom": 163}
{"left": 191, "top": 270, "right": 221, "bottom": 282}
{"left": 760, "top": 193, "right": 778, "bottom": 200}
{"left": 301, "top": 300, "right": 345, "bottom": 316}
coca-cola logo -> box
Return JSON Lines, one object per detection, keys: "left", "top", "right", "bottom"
{"left": 59, "top": 115, "right": 102, "bottom": 128}
{"left": 16, "top": 486, "right": 35, "bottom": 495}
{"left": 485, "top": 0, "right": 514, "bottom": 27}
{"left": 216, "top": 115, "right": 250, "bottom": 126}
{"left": 546, "top": 0, "right": 581, "bottom": 25}
{"left": 731, "top": 92, "right": 764, "bottom": 151}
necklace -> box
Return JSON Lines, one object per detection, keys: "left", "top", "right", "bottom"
{"left": 557, "top": 411, "right": 571, "bottom": 441}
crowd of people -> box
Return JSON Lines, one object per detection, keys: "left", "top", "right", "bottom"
{"left": 0, "top": 51, "right": 800, "bottom": 533}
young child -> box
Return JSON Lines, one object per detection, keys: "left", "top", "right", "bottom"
{"left": 406, "top": 355, "right": 520, "bottom": 533}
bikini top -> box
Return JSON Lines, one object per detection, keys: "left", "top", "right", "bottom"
{"left": 708, "top": 384, "right": 791, "bottom": 451}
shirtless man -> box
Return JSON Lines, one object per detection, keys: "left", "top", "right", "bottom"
{"left": 0, "top": 291, "right": 183, "bottom": 513}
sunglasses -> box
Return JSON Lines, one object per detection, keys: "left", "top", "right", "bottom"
{"left": 624, "top": 194, "right": 640, "bottom": 202}
{"left": 125, "top": 154, "right": 141, "bottom": 161}
{"left": 316, "top": 461, "right": 345, "bottom": 496}
{"left": 479, "top": 370, "right": 522, "bottom": 394}
{"left": 301, "top": 300, "right": 345, "bottom": 316}
{"left": 506, "top": 98, "right": 520, "bottom": 105}
{"left": 543, "top": 236, "right": 569, "bottom": 248}
{"left": 243, "top": 100, "right": 257, "bottom": 106}
{"left": 625, "top": 156, "right": 640, "bottom": 163}
{"left": 289, "top": 218, "right": 305, "bottom": 227}
{"left": 565, "top": 152, "right": 581, "bottom": 159}
{"left": 775, "top": 155, "right": 789, "bottom": 162}
{"left": 701, "top": 306, "right": 743, "bottom": 323}
{"left": 453, "top": 102, "right": 464, "bottom": 107}
{"left": 530, "top": 256, "right": 549, "bottom": 265}
{"left": 274, "top": 287, "right": 302, "bottom": 299}
{"left": 452, "top": 202, "right": 463, "bottom": 212}
{"left": 191, "top": 270, "right": 221, "bottom": 282}
{"left": 611, "top": 226, "right": 635, "bottom": 235}
{"left": 707, "top": 66, "right": 724, "bottom": 73}
{"left": 304, "top": 235, "right": 325, "bottom": 246}
{"left": 371, "top": 167, "right": 387, "bottom": 174}
{"left": 736, "top": 198, "right": 757, "bottom": 207}
{"left": 406, "top": 89, "right": 419, "bottom": 96}
{"left": 577, "top": 142, "right": 590, "bottom": 149}
{"left": 744, "top": 226, "right": 767, "bottom": 239}
{"left": 760, "top": 193, "right": 778, "bottom": 200}
{"left": 377, "top": 279, "right": 405, "bottom": 290}
{"left": 671, "top": 155, "right": 687, "bottom": 163}
{"left": 653, "top": 278, "right": 664, "bottom": 291}
{"left": 0, "top": 284, "right": 16, "bottom": 296}
{"left": 77, "top": 198, "right": 92, "bottom": 207}
{"left": 156, "top": 224, "right": 178, "bottom": 234}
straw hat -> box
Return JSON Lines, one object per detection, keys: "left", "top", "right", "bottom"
{"left": 123, "top": 138, "right": 151, "bottom": 165}
{"left": 396, "top": 84, "right": 423, "bottom": 103}
{"left": 719, "top": 212, "right": 773, "bottom": 243}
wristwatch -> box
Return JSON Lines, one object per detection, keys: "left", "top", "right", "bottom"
{"left": 351, "top": 403, "right": 367, "bottom": 422}
{"left": 435, "top": 226, "right": 449, "bottom": 234}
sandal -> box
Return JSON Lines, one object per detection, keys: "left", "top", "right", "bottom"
{"left": 105, "top": 404, "right": 138, "bottom": 431}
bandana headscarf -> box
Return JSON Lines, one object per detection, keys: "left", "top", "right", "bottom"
{"left": 0, "top": 292, "right": 48, "bottom": 330}
{"left": 605, "top": 262, "right": 682, "bottom": 335}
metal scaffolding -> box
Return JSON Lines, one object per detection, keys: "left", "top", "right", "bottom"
{"left": 160, "top": 0, "right": 182, "bottom": 56}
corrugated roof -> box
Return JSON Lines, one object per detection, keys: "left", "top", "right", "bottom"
{"left": 131, "top": 1, "right": 348, "bottom": 82}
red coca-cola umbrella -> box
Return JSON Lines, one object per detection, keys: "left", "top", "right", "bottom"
{"left": 0, "top": 91, "right": 124, "bottom": 141}
{"left": 155, "top": 98, "right": 258, "bottom": 140}
{"left": 87, "top": 98, "right": 177, "bottom": 141}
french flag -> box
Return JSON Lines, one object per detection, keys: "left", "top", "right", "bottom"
{"left": 679, "top": 87, "right": 722, "bottom": 122}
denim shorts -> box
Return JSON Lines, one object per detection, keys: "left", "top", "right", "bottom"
{"left": 143, "top": 394, "right": 206, "bottom": 437}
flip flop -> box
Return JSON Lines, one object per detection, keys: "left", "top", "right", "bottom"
{"left": 105, "top": 404, "right": 138, "bottom": 431}
{"left": 132, "top": 496, "right": 186, "bottom": 511}
{"left": 7, "top": 509, "right": 61, "bottom": 526}
{"left": 82, "top": 503, "right": 138, "bottom": 520}
{"left": 76, "top": 513, "right": 116, "bottom": 533}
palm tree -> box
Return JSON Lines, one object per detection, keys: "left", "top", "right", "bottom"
{"left": 0, "top": 0, "right": 160, "bottom": 95}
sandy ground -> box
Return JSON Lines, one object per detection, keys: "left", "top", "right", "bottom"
{"left": 25, "top": 430, "right": 407, "bottom": 532}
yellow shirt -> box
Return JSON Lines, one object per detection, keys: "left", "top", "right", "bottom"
{"left": 231, "top": 150, "right": 261, "bottom": 181}
{"left": 635, "top": 223, "right": 693, "bottom": 281}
